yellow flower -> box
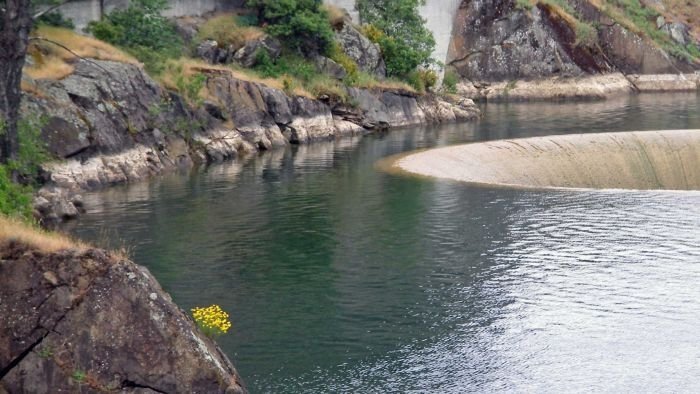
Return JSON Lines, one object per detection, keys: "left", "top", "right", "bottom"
{"left": 191, "top": 304, "right": 232, "bottom": 336}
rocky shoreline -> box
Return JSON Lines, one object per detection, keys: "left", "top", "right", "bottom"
{"left": 0, "top": 223, "right": 246, "bottom": 393}
{"left": 26, "top": 59, "right": 480, "bottom": 223}
{"left": 456, "top": 72, "right": 700, "bottom": 102}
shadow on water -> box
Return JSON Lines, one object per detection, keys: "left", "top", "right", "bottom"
{"left": 63, "top": 93, "right": 700, "bottom": 392}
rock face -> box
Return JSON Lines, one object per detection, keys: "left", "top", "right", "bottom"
{"left": 23, "top": 59, "right": 478, "bottom": 223}
{"left": 335, "top": 20, "right": 387, "bottom": 78}
{"left": 448, "top": 0, "right": 698, "bottom": 84}
{"left": 0, "top": 241, "right": 246, "bottom": 393}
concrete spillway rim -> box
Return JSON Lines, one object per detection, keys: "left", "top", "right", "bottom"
{"left": 377, "top": 129, "right": 700, "bottom": 193}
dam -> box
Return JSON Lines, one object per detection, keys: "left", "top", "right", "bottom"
{"left": 393, "top": 129, "right": 700, "bottom": 190}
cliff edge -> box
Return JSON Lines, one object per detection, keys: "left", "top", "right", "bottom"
{"left": 0, "top": 218, "right": 246, "bottom": 393}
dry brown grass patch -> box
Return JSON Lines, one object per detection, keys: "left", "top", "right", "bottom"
{"left": 323, "top": 4, "right": 347, "bottom": 29}
{"left": 24, "top": 54, "right": 75, "bottom": 80}
{"left": 0, "top": 216, "right": 87, "bottom": 253}
{"left": 197, "top": 14, "right": 265, "bottom": 50}
{"left": 24, "top": 26, "right": 137, "bottom": 81}
{"left": 33, "top": 26, "right": 137, "bottom": 64}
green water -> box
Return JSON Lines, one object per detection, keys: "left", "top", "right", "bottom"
{"left": 65, "top": 94, "right": 700, "bottom": 392}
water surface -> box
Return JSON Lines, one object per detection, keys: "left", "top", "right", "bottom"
{"left": 65, "top": 94, "right": 700, "bottom": 392}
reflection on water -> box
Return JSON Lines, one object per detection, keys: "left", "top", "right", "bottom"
{"left": 65, "top": 93, "right": 700, "bottom": 392}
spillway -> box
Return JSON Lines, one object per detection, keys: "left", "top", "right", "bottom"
{"left": 393, "top": 130, "right": 700, "bottom": 190}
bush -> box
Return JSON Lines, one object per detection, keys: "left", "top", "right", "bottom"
{"left": 37, "top": 11, "right": 75, "bottom": 29}
{"left": 246, "top": 0, "right": 335, "bottom": 56}
{"left": 442, "top": 70, "right": 458, "bottom": 94}
{"left": 328, "top": 42, "right": 359, "bottom": 80}
{"left": 0, "top": 116, "right": 49, "bottom": 220}
{"left": 254, "top": 52, "right": 317, "bottom": 82}
{"left": 357, "top": 0, "right": 436, "bottom": 78}
{"left": 0, "top": 165, "right": 32, "bottom": 220}
{"left": 87, "top": 0, "right": 182, "bottom": 70}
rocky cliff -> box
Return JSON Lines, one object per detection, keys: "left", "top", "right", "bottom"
{"left": 25, "top": 59, "right": 479, "bottom": 223}
{"left": 0, "top": 224, "right": 246, "bottom": 393}
{"left": 447, "top": 0, "right": 700, "bottom": 99}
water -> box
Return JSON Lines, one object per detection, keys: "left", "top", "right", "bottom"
{"left": 64, "top": 93, "right": 700, "bottom": 393}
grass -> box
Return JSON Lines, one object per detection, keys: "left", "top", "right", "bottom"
{"left": 323, "top": 4, "right": 347, "bottom": 30}
{"left": 196, "top": 13, "right": 265, "bottom": 50}
{"left": 0, "top": 215, "right": 86, "bottom": 253}
{"left": 25, "top": 26, "right": 136, "bottom": 81}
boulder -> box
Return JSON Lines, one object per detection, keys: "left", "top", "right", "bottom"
{"left": 336, "top": 22, "right": 386, "bottom": 78}
{"left": 661, "top": 22, "right": 691, "bottom": 46}
{"left": 0, "top": 241, "right": 247, "bottom": 393}
{"left": 314, "top": 56, "right": 347, "bottom": 80}
{"left": 196, "top": 39, "right": 220, "bottom": 64}
{"left": 233, "top": 36, "right": 282, "bottom": 68}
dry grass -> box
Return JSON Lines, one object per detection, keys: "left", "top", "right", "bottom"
{"left": 24, "top": 55, "right": 75, "bottom": 80}
{"left": 157, "top": 58, "right": 315, "bottom": 99}
{"left": 661, "top": 0, "right": 700, "bottom": 41}
{"left": 0, "top": 216, "right": 86, "bottom": 253}
{"left": 21, "top": 79, "right": 48, "bottom": 97}
{"left": 24, "top": 26, "right": 137, "bottom": 81}
{"left": 352, "top": 72, "right": 417, "bottom": 93}
{"left": 323, "top": 4, "right": 347, "bottom": 29}
{"left": 197, "top": 14, "right": 265, "bottom": 50}
{"left": 33, "top": 26, "right": 137, "bottom": 64}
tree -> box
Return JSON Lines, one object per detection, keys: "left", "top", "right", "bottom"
{"left": 0, "top": 0, "right": 33, "bottom": 174}
{"left": 0, "top": 0, "right": 72, "bottom": 177}
{"left": 357, "top": 0, "right": 435, "bottom": 77}
{"left": 246, "top": 0, "right": 334, "bottom": 56}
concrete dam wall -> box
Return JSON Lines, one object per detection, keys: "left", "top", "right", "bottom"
{"left": 393, "top": 130, "right": 700, "bottom": 190}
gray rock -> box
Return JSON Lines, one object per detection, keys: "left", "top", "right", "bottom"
{"left": 233, "top": 36, "right": 282, "bottom": 68}
{"left": 314, "top": 56, "right": 347, "bottom": 80}
{"left": 54, "top": 200, "right": 79, "bottom": 219}
{"left": 336, "top": 22, "right": 386, "bottom": 78}
{"left": 0, "top": 243, "right": 247, "bottom": 393}
{"left": 661, "top": 22, "right": 691, "bottom": 46}
{"left": 197, "top": 39, "right": 220, "bottom": 64}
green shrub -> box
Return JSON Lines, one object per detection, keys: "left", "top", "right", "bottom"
{"left": 442, "top": 70, "right": 458, "bottom": 94}
{"left": 0, "top": 165, "right": 33, "bottom": 220}
{"left": 404, "top": 69, "right": 438, "bottom": 93}
{"left": 574, "top": 21, "right": 598, "bottom": 47}
{"left": 515, "top": 0, "right": 533, "bottom": 10}
{"left": 246, "top": 0, "right": 335, "bottom": 56}
{"left": 176, "top": 73, "right": 207, "bottom": 106}
{"left": 328, "top": 42, "right": 359, "bottom": 80}
{"left": 37, "top": 11, "right": 75, "bottom": 29}
{"left": 254, "top": 52, "right": 317, "bottom": 82}
{"left": 357, "top": 0, "right": 436, "bottom": 78}
{"left": 87, "top": 0, "right": 182, "bottom": 70}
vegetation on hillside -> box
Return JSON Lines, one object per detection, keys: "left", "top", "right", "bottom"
{"left": 357, "top": 0, "right": 436, "bottom": 77}
{"left": 246, "top": 0, "right": 335, "bottom": 56}
{"left": 516, "top": 0, "right": 700, "bottom": 62}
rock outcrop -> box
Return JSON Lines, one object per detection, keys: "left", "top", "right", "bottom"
{"left": 335, "top": 20, "right": 387, "bottom": 78}
{"left": 0, "top": 240, "right": 246, "bottom": 393}
{"left": 23, "top": 59, "right": 479, "bottom": 223}
{"left": 447, "top": 0, "right": 699, "bottom": 96}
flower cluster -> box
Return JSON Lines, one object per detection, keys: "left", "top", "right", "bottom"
{"left": 191, "top": 304, "right": 232, "bottom": 336}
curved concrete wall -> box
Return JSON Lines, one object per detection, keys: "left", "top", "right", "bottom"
{"left": 394, "top": 130, "right": 700, "bottom": 190}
